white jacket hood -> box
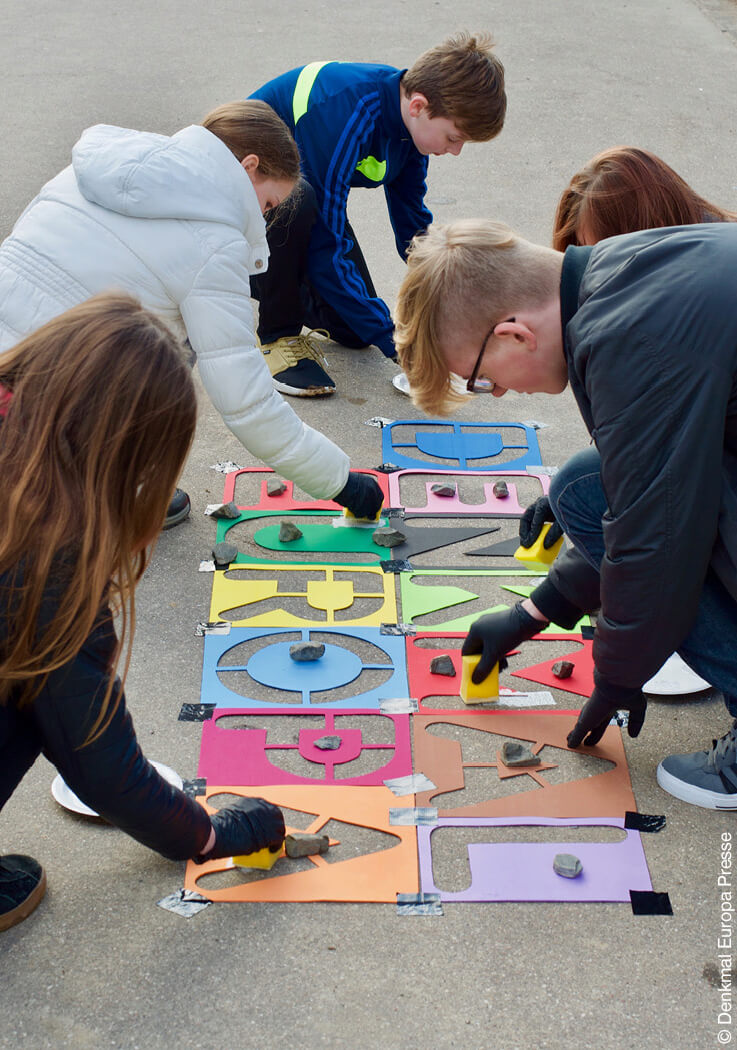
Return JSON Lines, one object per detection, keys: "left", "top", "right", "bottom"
{"left": 72, "top": 123, "right": 268, "bottom": 271}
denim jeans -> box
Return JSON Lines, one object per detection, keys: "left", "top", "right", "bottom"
{"left": 549, "top": 447, "right": 737, "bottom": 716}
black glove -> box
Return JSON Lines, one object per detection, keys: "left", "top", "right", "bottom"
{"left": 567, "top": 673, "right": 648, "bottom": 748}
{"left": 462, "top": 602, "right": 546, "bottom": 684}
{"left": 333, "top": 472, "right": 383, "bottom": 519}
{"left": 198, "top": 797, "right": 285, "bottom": 862}
{"left": 519, "top": 496, "right": 564, "bottom": 549}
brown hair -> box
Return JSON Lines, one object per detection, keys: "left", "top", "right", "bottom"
{"left": 395, "top": 219, "right": 561, "bottom": 414}
{"left": 553, "top": 146, "right": 737, "bottom": 250}
{"left": 0, "top": 294, "right": 197, "bottom": 741}
{"left": 402, "top": 32, "right": 506, "bottom": 141}
{"left": 202, "top": 99, "right": 300, "bottom": 181}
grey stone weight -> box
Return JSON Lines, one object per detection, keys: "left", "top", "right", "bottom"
{"left": 285, "top": 832, "right": 330, "bottom": 858}
{"left": 372, "top": 526, "right": 406, "bottom": 548}
{"left": 552, "top": 660, "right": 575, "bottom": 679}
{"left": 289, "top": 642, "right": 326, "bottom": 662}
{"left": 210, "top": 501, "right": 241, "bottom": 519}
{"left": 267, "top": 477, "right": 288, "bottom": 496}
{"left": 212, "top": 541, "right": 238, "bottom": 567}
{"left": 314, "top": 735, "right": 342, "bottom": 750}
{"left": 279, "top": 521, "right": 303, "bottom": 542}
{"left": 430, "top": 483, "right": 456, "bottom": 498}
{"left": 492, "top": 481, "right": 509, "bottom": 498}
{"left": 430, "top": 654, "right": 456, "bottom": 677}
{"left": 500, "top": 740, "right": 541, "bottom": 767}
{"left": 553, "top": 853, "right": 583, "bottom": 879}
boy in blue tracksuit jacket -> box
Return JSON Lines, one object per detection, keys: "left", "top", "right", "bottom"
{"left": 249, "top": 32, "right": 506, "bottom": 397}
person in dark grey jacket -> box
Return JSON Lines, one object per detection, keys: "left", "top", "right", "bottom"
{"left": 394, "top": 218, "right": 737, "bottom": 812}
{"left": 0, "top": 294, "right": 285, "bottom": 933}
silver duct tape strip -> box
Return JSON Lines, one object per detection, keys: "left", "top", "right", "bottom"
{"left": 332, "top": 517, "right": 385, "bottom": 529}
{"left": 211, "top": 461, "right": 242, "bottom": 474}
{"left": 396, "top": 893, "right": 443, "bottom": 916}
{"left": 389, "top": 807, "right": 438, "bottom": 826}
{"left": 520, "top": 419, "right": 548, "bottom": 430}
{"left": 199, "top": 560, "right": 216, "bottom": 573}
{"left": 195, "top": 620, "right": 231, "bottom": 637}
{"left": 380, "top": 559, "right": 413, "bottom": 574}
{"left": 379, "top": 697, "right": 419, "bottom": 714}
{"left": 384, "top": 773, "right": 436, "bottom": 796}
{"left": 156, "top": 889, "right": 211, "bottom": 918}
{"left": 498, "top": 690, "right": 556, "bottom": 708}
{"left": 529, "top": 465, "right": 559, "bottom": 476}
{"left": 364, "top": 416, "right": 394, "bottom": 428}
{"left": 380, "top": 623, "right": 417, "bottom": 636}
{"left": 181, "top": 777, "right": 207, "bottom": 797}
{"left": 178, "top": 704, "right": 215, "bottom": 722}
{"left": 613, "top": 711, "right": 629, "bottom": 727}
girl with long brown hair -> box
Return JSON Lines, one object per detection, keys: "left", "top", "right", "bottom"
{"left": 553, "top": 145, "right": 736, "bottom": 250}
{"left": 0, "top": 295, "right": 284, "bottom": 933}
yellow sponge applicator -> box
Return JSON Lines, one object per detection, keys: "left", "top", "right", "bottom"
{"left": 460, "top": 654, "right": 500, "bottom": 705}
{"left": 232, "top": 845, "right": 285, "bottom": 870}
{"left": 514, "top": 522, "right": 564, "bottom": 573}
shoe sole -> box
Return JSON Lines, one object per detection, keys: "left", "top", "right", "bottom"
{"left": 656, "top": 761, "right": 737, "bottom": 810}
{"left": 163, "top": 503, "right": 191, "bottom": 531}
{"left": 0, "top": 869, "right": 47, "bottom": 932}
{"left": 272, "top": 379, "right": 335, "bottom": 398}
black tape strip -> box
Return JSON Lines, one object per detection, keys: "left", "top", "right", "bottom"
{"left": 629, "top": 890, "right": 673, "bottom": 916}
{"left": 178, "top": 703, "right": 216, "bottom": 722}
{"left": 624, "top": 811, "right": 666, "bottom": 833}
{"left": 581, "top": 624, "right": 595, "bottom": 639}
{"left": 381, "top": 559, "right": 413, "bottom": 573}
{"left": 181, "top": 777, "right": 207, "bottom": 798}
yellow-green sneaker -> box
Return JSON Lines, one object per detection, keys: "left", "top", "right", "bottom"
{"left": 261, "top": 332, "right": 335, "bottom": 397}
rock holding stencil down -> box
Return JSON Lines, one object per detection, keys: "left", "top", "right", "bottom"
{"left": 553, "top": 853, "right": 583, "bottom": 879}
{"left": 285, "top": 833, "right": 330, "bottom": 858}
{"left": 289, "top": 642, "right": 325, "bottom": 662}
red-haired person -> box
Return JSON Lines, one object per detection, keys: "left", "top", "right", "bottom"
{"left": 553, "top": 145, "right": 736, "bottom": 249}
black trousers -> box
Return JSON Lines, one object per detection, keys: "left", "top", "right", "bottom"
{"left": 250, "top": 179, "right": 376, "bottom": 347}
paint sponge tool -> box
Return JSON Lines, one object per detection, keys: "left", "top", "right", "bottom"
{"left": 514, "top": 522, "right": 564, "bottom": 573}
{"left": 460, "top": 654, "right": 499, "bottom": 705}
{"left": 233, "top": 844, "right": 285, "bottom": 870}
{"left": 342, "top": 505, "right": 383, "bottom": 526}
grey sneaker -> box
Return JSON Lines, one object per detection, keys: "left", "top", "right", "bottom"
{"left": 656, "top": 721, "right": 737, "bottom": 810}
{"left": 261, "top": 331, "right": 335, "bottom": 397}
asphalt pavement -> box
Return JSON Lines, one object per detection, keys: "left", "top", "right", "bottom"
{"left": 1, "top": 1, "right": 736, "bottom": 1047}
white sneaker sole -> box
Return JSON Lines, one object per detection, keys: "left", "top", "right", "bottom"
{"left": 656, "top": 761, "right": 737, "bottom": 810}
{"left": 272, "top": 378, "right": 335, "bottom": 398}
{"left": 392, "top": 372, "right": 411, "bottom": 396}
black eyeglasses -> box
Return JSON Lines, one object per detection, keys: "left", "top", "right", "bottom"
{"left": 466, "top": 318, "right": 515, "bottom": 393}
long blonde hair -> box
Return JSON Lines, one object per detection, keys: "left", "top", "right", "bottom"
{"left": 0, "top": 294, "right": 196, "bottom": 741}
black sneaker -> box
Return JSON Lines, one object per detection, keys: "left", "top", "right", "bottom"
{"left": 164, "top": 488, "right": 191, "bottom": 530}
{"left": 261, "top": 332, "right": 335, "bottom": 397}
{"left": 0, "top": 855, "right": 46, "bottom": 932}
{"left": 657, "top": 720, "right": 737, "bottom": 810}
